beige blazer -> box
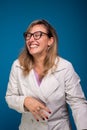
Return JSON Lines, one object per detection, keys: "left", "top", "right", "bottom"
{"left": 5, "top": 57, "right": 87, "bottom": 130}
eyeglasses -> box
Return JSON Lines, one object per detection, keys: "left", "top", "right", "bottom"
{"left": 23, "top": 31, "right": 49, "bottom": 40}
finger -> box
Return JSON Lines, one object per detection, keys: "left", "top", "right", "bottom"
{"left": 39, "top": 109, "right": 49, "bottom": 120}
{"left": 35, "top": 108, "right": 48, "bottom": 120}
{"left": 32, "top": 111, "right": 40, "bottom": 122}
{"left": 41, "top": 105, "right": 51, "bottom": 114}
{"left": 33, "top": 109, "right": 46, "bottom": 121}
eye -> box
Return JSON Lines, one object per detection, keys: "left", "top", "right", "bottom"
{"left": 27, "top": 33, "right": 31, "bottom": 37}
{"left": 34, "top": 32, "right": 41, "bottom": 37}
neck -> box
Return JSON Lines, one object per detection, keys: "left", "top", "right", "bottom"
{"left": 33, "top": 53, "right": 46, "bottom": 66}
{"left": 34, "top": 57, "right": 44, "bottom": 68}
{"left": 33, "top": 55, "right": 46, "bottom": 75}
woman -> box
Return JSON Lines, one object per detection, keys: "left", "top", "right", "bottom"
{"left": 5, "top": 19, "right": 87, "bottom": 130}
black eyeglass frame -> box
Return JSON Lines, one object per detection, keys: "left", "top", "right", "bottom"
{"left": 23, "top": 31, "right": 49, "bottom": 40}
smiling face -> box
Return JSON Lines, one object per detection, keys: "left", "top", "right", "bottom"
{"left": 25, "top": 24, "right": 54, "bottom": 58}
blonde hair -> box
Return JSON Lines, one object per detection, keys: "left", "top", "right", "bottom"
{"left": 18, "top": 19, "right": 58, "bottom": 77}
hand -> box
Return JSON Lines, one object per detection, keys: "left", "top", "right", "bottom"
{"left": 24, "top": 96, "right": 51, "bottom": 121}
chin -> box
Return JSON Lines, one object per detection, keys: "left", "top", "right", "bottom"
{"left": 29, "top": 51, "right": 39, "bottom": 56}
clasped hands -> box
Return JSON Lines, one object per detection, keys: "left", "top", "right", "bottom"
{"left": 24, "top": 97, "right": 51, "bottom": 121}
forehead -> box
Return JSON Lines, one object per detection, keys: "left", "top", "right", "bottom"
{"left": 29, "top": 25, "right": 47, "bottom": 33}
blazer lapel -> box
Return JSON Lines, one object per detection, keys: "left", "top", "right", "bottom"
{"left": 40, "top": 73, "right": 60, "bottom": 100}
{"left": 25, "top": 70, "right": 60, "bottom": 104}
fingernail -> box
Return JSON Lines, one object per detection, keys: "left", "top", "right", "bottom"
{"left": 49, "top": 111, "right": 51, "bottom": 114}
{"left": 42, "top": 118, "right": 45, "bottom": 120}
{"left": 46, "top": 117, "right": 48, "bottom": 119}
{"left": 37, "top": 119, "right": 39, "bottom": 122}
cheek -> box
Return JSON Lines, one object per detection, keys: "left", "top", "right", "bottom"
{"left": 40, "top": 38, "right": 49, "bottom": 47}
{"left": 26, "top": 41, "right": 30, "bottom": 49}
{"left": 26, "top": 40, "right": 29, "bottom": 45}
{"left": 40, "top": 42, "right": 48, "bottom": 50}
{"left": 25, "top": 42, "right": 30, "bottom": 51}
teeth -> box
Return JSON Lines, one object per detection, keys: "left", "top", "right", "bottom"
{"left": 30, "top": 44, "right": 38, "bottom": 48}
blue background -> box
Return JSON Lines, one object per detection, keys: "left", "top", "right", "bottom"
{"left": 0, "top": 0, "right": 87, "bottom": 130}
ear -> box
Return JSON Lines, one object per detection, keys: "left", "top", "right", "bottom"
{"left": 48, "top": 37, "right": 54, "bottom": 47}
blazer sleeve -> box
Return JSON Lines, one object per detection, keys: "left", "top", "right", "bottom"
{"left": 65, "top": 62, "right": 87, "bottom": 130}
{"left": 5, "top": 60, "right": 27, "bottom": 113}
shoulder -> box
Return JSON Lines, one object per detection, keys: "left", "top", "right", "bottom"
{"left": 54, "top": 57, "right": 79, "bottom": 78}
{"left": 12, "top": 59, "right": 19, "bottom": 65}
{"left": 56, "top": 56, "right": 73, "bottom": 71}
{"left": 11, "top": 59, "right": 23, "bottom": 70}
{"left": 12, "top": 59, "right": 20, "bottom": 67}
